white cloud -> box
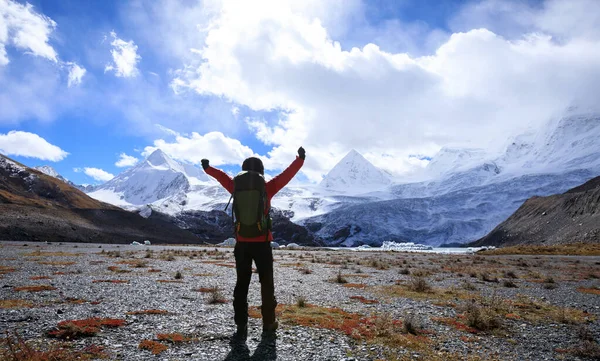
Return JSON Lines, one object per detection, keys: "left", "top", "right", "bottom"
{"left": 0, "top": 130, "right": 67, "bottom": 161}
{"left": 0, "top": 0, "right": 58, "bottom": 66}
{"left": 155, "top": 124, "right": 180, "bottom": 137}
{"left": 105, "top": 31, "right": 141, "bottom": 77}
{"left": 143, "top": 131, "right": 255, "bottom": 166}
{"left": 115, "top": 153, "right": 138, "bottom": 167}
{"left": 66, "top": 62, "right": 86, "bottom": 87}
{"left": 81, "top": 167, "right": 114, "bottom": 182}
{"left": 169, "top": 0, "right": 600, "bottom": 180}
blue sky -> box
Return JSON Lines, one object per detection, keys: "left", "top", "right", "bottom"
{"left": 0, "top": 0, "right": 597, "bottom": 185}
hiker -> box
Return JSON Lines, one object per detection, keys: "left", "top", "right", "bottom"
{"left": 201, "top": 147, "right": 306, "bottom": 336}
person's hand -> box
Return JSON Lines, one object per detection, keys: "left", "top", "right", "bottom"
{"left": 201, "top": 159, "right": 210, "bottom": 170}
{"left": 298, "top": 147, "right": 305, "bottom": 160}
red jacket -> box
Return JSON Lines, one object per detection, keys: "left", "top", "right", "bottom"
{"left": 205, "top": 157, "right": 304, "bottom": 242}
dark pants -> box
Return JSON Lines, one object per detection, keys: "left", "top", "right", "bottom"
{"left": 233, "top": 241, "right": 277, "bottom": 326}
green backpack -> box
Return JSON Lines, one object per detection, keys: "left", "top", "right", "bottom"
{"left": 229, "top": 171, "right": 271, "bottom": 239}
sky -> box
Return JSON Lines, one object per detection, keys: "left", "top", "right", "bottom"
{"left": 1, "top": 0, "right": 599, "bottom": 185}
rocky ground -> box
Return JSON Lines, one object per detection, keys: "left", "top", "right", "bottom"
{"left": 1, "top": 241, "right": 599, "bottom": 361}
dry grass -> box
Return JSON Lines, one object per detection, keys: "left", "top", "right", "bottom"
{"left": 47, "top": 318, "right": 126, "bottom": 340}
{"left": 139, "top": 340, "right": 168, "bottom": 355}
{"left": 407, "top": 276, "right": 432, "bottom": 292}
{"left": 24, "top": 251, "right": 80, "bottom": 257}
{"left": 107, "top": 266, "right": 131, "bottom": 273}
{"left": 432, "top": 316, "right": 479, "bottom": 334}
{"left": 479, "top": 243, "right": 600, "bottom": 256}
{"left": 577, "top": 287, "right": 600, "bottom": 295}
{"left": 1, "top": 332, "right": 107, "bottom": 361}
{"left": 28, "top": 276, "right": 51, "bottom": 281}
{"left": 13, "top": 285, "right": 56, "bottom": 292}
{"left": 207, "top": 287, "right": 227, "bottom": 304}
{"left": 157, "top": 333, "right": 191, "bottom": 343}
{"left": 349, "top": 296, "right": 379, "bottom": 304}
{"left": 92, "top": 280, "right": 128, "bottom": 284}
{"left": 343, "top": 283, "right": 366, "bottom": 289}
{"left": 156, "top": 280, "right": 184, "bottom": 284}
{"left": 0, "top": 300, "right": 33, "bottom": 309}
{"left": 0, "top": 266, "right": 17, "bottom": 275}
{"left": 248, "top": 303, "right": 430, "bottom": 351}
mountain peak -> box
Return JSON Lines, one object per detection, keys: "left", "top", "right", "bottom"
{"left": 146, "top": 148, "right": 170, "bottom": 164}
{"left": 34, "top": 165, "right": 60, "bottom": 178}
{"left": 320, "top": 149, "right": 391, "bottom": 191}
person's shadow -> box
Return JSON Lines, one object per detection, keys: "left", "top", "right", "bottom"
{"left": 223, "top": 333, "right": 277, "bottom": 361}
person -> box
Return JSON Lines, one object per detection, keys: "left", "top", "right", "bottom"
{"left": 201, "top": 147, "right": 305, "bottom": 337}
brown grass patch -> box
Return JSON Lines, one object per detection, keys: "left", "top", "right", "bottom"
{"left": 1, "top": 332, "right": 107, "bottom": 360}
{"left": 24, "top": 251, "right": 80, "bottom": 257}
{"left": 213, "top": 263, "right": 236, "bottom": 268}
{"left": 156, "top": 280, "right": 184, "bottom": 283}
{"left": 577, "top": 287, "right": 600, "bottom": 295}
{"left": 0, "top": 266, "right": 17, "bottom": 275}
{"left": 432, "top": 317, "right": 479, "bottom": 334}
{"left": 13, "top": 285, "right": 56, "bottom": 292}
{"left": 28, "top": 276, "right": 51, "bottom": 280}
{"left": 148, "top": 268, "right": 162, "bottom": 273}
{"left": 345, "top": 274, "right": 372, "bottom": 278}
{"left": 92, "top": 280, "right": 129, "bottom": 284}
{"left": 248, "top": 304, "right": 429, "bottom": 350}
{"left": 139, "top": 340, "right": 168, "bottom": 355}
{"left": 479, "top": 243, "right": 600, "bottom": 256}
{"left": 48, "top": 317, "right": 126, "bottom": 340}
{"left": 349, "top": 296, "right": 379, "bottom": 304}
{"left": 0, "top": 299, "right": 34, "bottom": 309}
{"left": 65, "top": 297, "right": 87, "bottom": 304}
{"left": 126, "top": 309, "right": 171, "bottom": 315}
{"left": 115, "top": 259, "right": 148, "bottom": 267}
{"left": 343, "top": 283, "right": 366, "bottom": 289}
{"left": 107, "top": 266, "right": 131, "bottom": 273}
{"left": 157, "top": 333, "right": 191, "bottom": 343}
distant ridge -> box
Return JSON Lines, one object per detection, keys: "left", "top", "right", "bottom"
{"left": 0, "top": 153, "right": 200, "bottom": 244}
{"left": 472, "top": 175, "right": 600, "bottom": 247}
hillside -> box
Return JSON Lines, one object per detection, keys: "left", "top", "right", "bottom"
{"left": 472, "top": 175, "right": 600, "bottom": 247}
{"left": 0, "top": 154, "right": 201, "bottom": 244}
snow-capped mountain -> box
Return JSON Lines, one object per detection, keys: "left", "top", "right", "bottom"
{"left": 302, "top": 112, "right": 600, "bottom": 246}
{"left": 83, "top": 111, "right": 600, "bottom": 247}
{"left": 34, "top": 165, "right": 60, "bottom": 178}
{"left": 320, "top": 149, "right": 391, "bottom": 192}
{"left": 33, "top": 165, "right": 96, "bottom": 192}
{"left": 88, "top": 149, "right": 209, "bottom": 207}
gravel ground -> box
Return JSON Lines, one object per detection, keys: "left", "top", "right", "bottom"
{"left": 1, "top": 241, "right": 599, "bottom": 361}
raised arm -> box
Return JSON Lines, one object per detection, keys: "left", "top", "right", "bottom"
{"left": 202, "top": 159, "right": 234, "bottom": 194}
{"left": 266, "top": 147, "right": 305, "bottom": 196}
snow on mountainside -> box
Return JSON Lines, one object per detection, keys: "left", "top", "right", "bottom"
{"left": 34, "top": 165, "right": 60, "bottom": 178}
{"left": 320, "top": 149, "right": 391, "bottom": 192}
{"left": 83, "top": 111, "right": 600, "bottom": 247}
{"left": 306, "top": 112, "right": 600, "bottom": 246}
{"left": 88, "top": 149, "right": 208, "bottom": 207}
{"left": 425, "top": 148, "right": 488, "bottom": 177}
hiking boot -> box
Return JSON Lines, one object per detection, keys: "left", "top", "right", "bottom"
{"left": 262, "top": 321, "right": 278, "bottom": 333}
{"left": 235, "top": 324, "right": 248, "bottom": 339}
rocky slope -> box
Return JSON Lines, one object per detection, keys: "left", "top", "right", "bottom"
{"left": 472, "top": 175, "right": 600, "bottom": 247}
{"left": 0, "top": 154, "right": 200, "bottom": 244}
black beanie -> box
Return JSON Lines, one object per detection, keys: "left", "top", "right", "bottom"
{"left": 242, "top": 157, "right": 264, "bottom": 175}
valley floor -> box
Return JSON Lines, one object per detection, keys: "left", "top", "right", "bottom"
{"left": 1, "top": 241, "right": 599, "bottom": 360}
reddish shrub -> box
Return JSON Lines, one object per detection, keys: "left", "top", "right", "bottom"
{"left": 139, "top": 340, "right": 168, "bottom": 355}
